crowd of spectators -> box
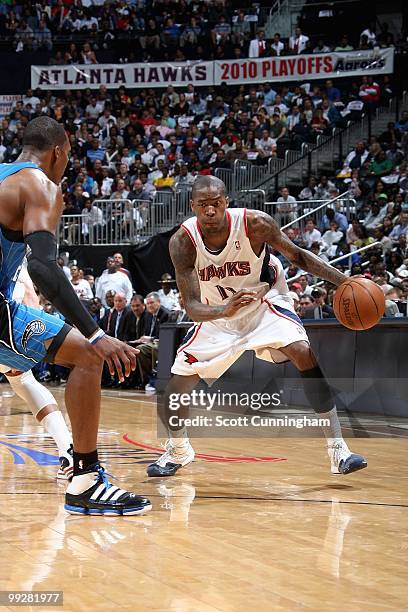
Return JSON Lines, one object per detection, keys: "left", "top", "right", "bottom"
{"left": 32, "top": 251, "right": 188, "bottom": 390}
{"left": 0, "top": 66, "right": 398, "bottom": 245}
{"left": 1, "top": 1, "right": 404, "bottom": 62}
{"left": 277, "top": 112, "right": 408, "bottom": 319}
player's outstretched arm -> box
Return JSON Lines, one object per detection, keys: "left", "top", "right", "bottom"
{"left": 170, "top": 229, "right": 257, "bottom": 321}
{"left": 22, "top": 175, "right": 137, "bottom": 381}
{"left": 246, "top": 210, "right": 346, "bottom": 286}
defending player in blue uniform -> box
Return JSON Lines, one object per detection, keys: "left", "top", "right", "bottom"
{"left": 0, "top": 116, "right": 151, "bottom": 516}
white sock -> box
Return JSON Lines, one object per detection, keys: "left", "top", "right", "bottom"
{"left": 41, "top": 411, "right": 72, "bottom": 457}
{"left": 318, "top": 407, "right": 345, "bottom": 446}
{"left": 169, "top": 426, "right": 189, "bottom": 449}
{"left": 66, "top": 472, "right": 98, "bottom": 495}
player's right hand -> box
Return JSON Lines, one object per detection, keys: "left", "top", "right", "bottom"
{"left": 222, "top": 289, "right": 257, "bottom": 318}
{"left": 91, "top": 335, "right": 139, "bottom": 383}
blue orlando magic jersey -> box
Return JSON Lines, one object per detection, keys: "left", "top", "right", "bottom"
{"left": 0, "top": 162, "right": 42, "bottom": 300}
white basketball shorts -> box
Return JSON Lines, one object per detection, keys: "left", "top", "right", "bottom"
{"left": 171, "top": 296, "right": 310, "bottom": 381}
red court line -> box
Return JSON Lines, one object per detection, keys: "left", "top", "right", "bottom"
{"left": 123, "top": 434, "right": 287, "bottom": 463}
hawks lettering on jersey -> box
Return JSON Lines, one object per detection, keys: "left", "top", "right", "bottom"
{"left": 181, "top": 209, "right": 290, "bottom": 323}
{"left": 199, "top": 261, "right": 251, "bottom": 281}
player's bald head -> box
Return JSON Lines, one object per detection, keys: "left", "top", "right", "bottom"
{"left": 191, "top": 175, "right": 226, "bottom": 200}
{"left": 23, "top": 116, "right": 67, "bottom": 151}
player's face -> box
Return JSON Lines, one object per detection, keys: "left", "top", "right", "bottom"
{"left": 191, "top": 187, "right": 229, "bottom": 233}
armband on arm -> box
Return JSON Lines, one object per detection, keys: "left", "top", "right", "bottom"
{"left": 25, "top": 230, "right": 104, "bottom": 340}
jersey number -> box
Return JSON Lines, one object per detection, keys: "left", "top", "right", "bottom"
{"left": 215, "top": 285, "right": 236, "bottom": 300}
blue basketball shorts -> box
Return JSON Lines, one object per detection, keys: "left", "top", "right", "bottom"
{"left": 0, "top": 299, "right": 71, "bottom": 372}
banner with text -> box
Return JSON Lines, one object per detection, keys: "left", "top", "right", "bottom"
{"left": 214, "top": 48, "right": 394, "bottom": 86}
{"left": 31, "top": 49, "right": 394, "bottom": 90}
{"left": 0, "top": 94, "right": 21, "bottom": 117}
{"left": 31, "top": 61, "right": 213, "bottom": 90}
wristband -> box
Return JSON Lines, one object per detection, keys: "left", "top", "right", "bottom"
{"left": 88, "top": 329, "right": 106, "bottom": 345}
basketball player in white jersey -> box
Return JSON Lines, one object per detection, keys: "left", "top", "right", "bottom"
{"left": 147, "top": 176, "right": 367, "bottom": 477}
{"left": 0, "top": 260, "right": 73, "bottom": 479}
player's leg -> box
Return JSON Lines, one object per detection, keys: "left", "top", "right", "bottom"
{"left": 4, "top": 368, "right": 73, "bottom": 479}
{"left": 279, "top": 340, "right": 367, "bottom": 475}
{"left": 51, "top": 327, "right": 151, "bottom": 515}
{"left": 147, "top": 320, "right": 242, "bottom": 477}
{"left": 147, "top": 373, "right": 199, "bottom": 477}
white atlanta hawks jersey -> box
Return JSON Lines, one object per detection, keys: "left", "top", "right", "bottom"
{"left": 181, "top": 208, "right": 290, "bottom": 322}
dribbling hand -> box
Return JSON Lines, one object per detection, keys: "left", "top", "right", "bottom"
{"left": 91, "top": 335, "right": 139, "bottom": 383}
{"left": 222, "top": 289, "right": 258, "bottom": 318}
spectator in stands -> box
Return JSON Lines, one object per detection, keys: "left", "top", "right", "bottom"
{"left": 321, "top": 221, "right": 345, "bottom": 258}
{"left": 302, "top": 218, "right": 322, "bottom": 248}
{"left": 378, "top": 122, "right": 402, "bottom": 147}
{"left": 395, "top": 111, "right": 408, "bottom": 133}
{"left": 320, "top": 207, "right": 348, "bottom": 233}
{"left": 86, "top": 138, "right": 107, "bottom": 167}
{"left": 95, "top": 256, "right": 133, "bottom": 307}
{"left": 113, "top": 252, "right": 131, "bottom": 278}
{"left": 389, "top": 205, "right": 408, "bottom": 242}
{"left": 313, "top": 40, "right": 331, "bottom": 53}
{"left": 364, "top": 201, "right": 388, "bottom": 230}
{"left": 277, "top": 187, "right": 297, "bottom": 225}
{"left": 157, "top": 273, "right": 180, "bottom": 311}
{"left": 299, "top": 295, "right": 314, "bottom": 318}
{"left": 299, "top": 176, "right": 318, "bottom": 200}
{"left": 271, "top": 33, "right": 284, "bottom": 56}
{"left": 174, "top": 164, "right": 195, "bottom": 190}
{"left": 249, "top": 30, "right": 267, "bottom": 58}
{"left": 289, "top": 27, "right": 309, "bottom": 54}
{"left": 256, "top": 129, "right": 276, "bottom": 162}
{"left": 341, "top": 142, "right": 370, "bottom": 177}
{"left": 359, "top": 76, "right": 381, "bottom": 114}
{"left": 270, "top": 113, "right": 287, "bottom": 143}
{"left": 100, "top": 290, "right": 116, "bottom": 333}
{"left": 69, "top": 264, "right": 93, "bottom": 301}
{"left": 367, "top": 149, "right": 394, "bottom": 184}
{"left": 87, "top": 297, "right": 104, "bottom": 325}
{"left": 136, "top": 292, "right": 170, "bottom": 391}
{"left": 123, "top": 294, "right": 148, "bottom": 345}
{"left": 104, "top": 292, "right": 130, "bottom": 340}
{"left": 128, "top": 178, "right": 153, "bottom": 202}
{"left": 316, "top": 175, "right": 336, "bottom": 200}
{"left": 334, "top": 34, "right": 354, "bottom": 52}
{"left": 81, "top": 195, "right": 105, "bottom": 243}
{"left": 110, "top": 177, "right": 129, "bottom": 199}
{"left": 360, "top": 24, "right": 377, "bottom": 47}
{"left": 303, "top": 287, "right": 335, "bottom": 319}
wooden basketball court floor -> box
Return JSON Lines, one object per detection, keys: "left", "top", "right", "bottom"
{"left": 0, "top": 386, "right": 407, "bottom": 612}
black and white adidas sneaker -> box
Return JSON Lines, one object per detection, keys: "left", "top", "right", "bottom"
{"left": 65, "top": 464, "right": 152, "bottom": 516}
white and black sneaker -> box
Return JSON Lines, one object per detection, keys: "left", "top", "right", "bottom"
{"left": 147, "top": 440, "right": 195, "bottom": 477}
{"left": 65, "top": 464, "right": 152, "bottom": 516}
{"left": 57, "top": 445, "right": 74, "bottom": 481}
{"left": 328, "top": 440, "right": 367, "bottom": 475}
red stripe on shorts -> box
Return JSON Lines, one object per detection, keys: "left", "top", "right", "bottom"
{"left": 177, "top": 322, "right": 203, "bottom": 354}
{"left": 263, "top": 298, "right": 305, "bottom": 332}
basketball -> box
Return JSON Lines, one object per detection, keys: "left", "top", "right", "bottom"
{"left": 333, "top": 277, "right": 385, "bottom": 330}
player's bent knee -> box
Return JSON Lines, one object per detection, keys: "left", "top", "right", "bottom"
{"left": 6, "top": 370, "right": 57, "bottom": 418}
{"left": 284, "top": 341, "right": 316, "bottom": 370}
